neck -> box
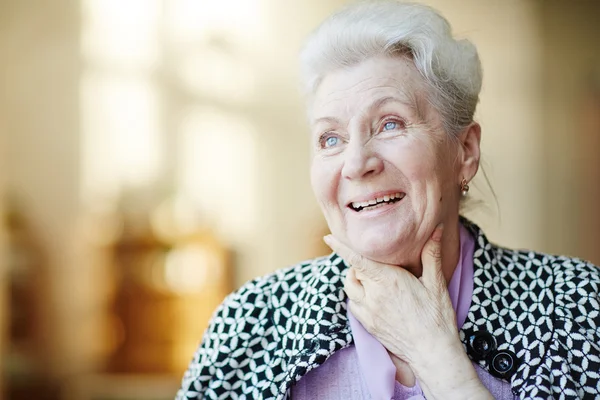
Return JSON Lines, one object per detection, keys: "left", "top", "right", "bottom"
{"left": 402, "top": 215, "right": 462, "bottom": 285}
{"left": 440, "top": 216, "right": 462, "bottom": 284}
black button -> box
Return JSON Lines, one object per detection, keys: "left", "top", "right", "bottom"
{"left": 488, "top": 350, "right": 519, "bottom": 379}
{"left": 467, "top": 331, "right": 497, "bottom": 361}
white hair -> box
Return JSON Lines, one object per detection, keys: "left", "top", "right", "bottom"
{"left": 300, "top": 1, "right": 483, "bottom": 136}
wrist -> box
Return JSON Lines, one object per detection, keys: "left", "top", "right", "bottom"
{"left": 408, "top": 334, "right": 464, "bottom": 374}
{"left": 411, "top": 341, "right": 492, "bottom": 400}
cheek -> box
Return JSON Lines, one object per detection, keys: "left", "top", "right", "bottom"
{"left": 310, "top": 158, "right": 337, "bottom": 204}
{"left": 382, "top": 140, "right": 436, "bottom": 184}
{"left": 380, "top": 138, "right": 449, "bottom": 213}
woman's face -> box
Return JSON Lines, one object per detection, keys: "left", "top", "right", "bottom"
{"left": 309, "top": 55, "right": 475, "bottom": 266}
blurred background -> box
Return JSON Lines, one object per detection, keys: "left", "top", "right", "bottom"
{"left": 0, "top": 0, "right": 599, "bottom": 399}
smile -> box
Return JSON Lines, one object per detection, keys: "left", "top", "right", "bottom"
{"left": 349, "top": 192, "right": 405, "bottom": 212}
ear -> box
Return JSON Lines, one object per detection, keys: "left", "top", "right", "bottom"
{"left": 458, "top": 122, "right": 481, "bottom": 183}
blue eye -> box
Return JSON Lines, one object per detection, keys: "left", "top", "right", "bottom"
{"left": 383, "top": 121, "right": 398, "bottom": 131}
{"left": 325, "top": 136, "right": 339, "bottom": 148}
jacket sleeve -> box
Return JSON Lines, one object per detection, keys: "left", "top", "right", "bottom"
{"left": 174, "top": 293, "right": 235, "bottom": 400}
{"left": 175, "top": 276, "right": 276, "bottom": 400}
{"left": 517, "top": 260, "right": 600, "bottom": 399}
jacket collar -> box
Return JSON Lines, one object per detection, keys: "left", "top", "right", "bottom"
{"left": 276, "top": 219, "right": 539, "bottom": 398}
{"left": 459, "top": 219, "right": 552, "bottom": 394}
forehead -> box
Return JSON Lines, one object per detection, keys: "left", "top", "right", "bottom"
{"left": 310, "top": 55, "right": 425, "bottom": 123}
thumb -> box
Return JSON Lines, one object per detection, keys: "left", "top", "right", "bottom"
{"left": 389, "top": 352, "right": 416, "bottom": 387}
{"left": 420, "top": 223, "right": 444, "bottom": 286}
{"left": 323, "top": 235, "right": 383, "bottom": 279}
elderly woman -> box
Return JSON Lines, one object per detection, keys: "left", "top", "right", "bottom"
{"left": 176, "top": 2, "right": 600, "bottom": 399}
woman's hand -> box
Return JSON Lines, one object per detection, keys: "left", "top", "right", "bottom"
{"left": 324, "top": 224, "right": 492, "bottom": 400}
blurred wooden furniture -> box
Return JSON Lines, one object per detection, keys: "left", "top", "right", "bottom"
{"left": 61, "top": 373, "right": 181, "bottom": 400}
{"left": 2, "top": 201, "right": 56, "bottom": 399}
{"left": 106, "top": 228, "right": 232, "bottom": 374}
{"left": 96, "top": 196, "right": 233, "bottom": 377}
{"left": 0, "top": 229, "right": 5, "bottom": 399}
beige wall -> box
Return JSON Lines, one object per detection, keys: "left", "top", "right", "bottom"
{"left": 0, "top": 53, "right": 6, "bottom": 398}
{"left": 434, "top": 0, "right": 545, "bottom": 251}
{"left": 541, "top": 1, "right": 600, "bottom": 264}
{"left": 0, "top": 0, "right": 84, "bottom": 377}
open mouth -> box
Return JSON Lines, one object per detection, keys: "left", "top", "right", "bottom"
{"left": 349, "top": 192, "right": 405, "bottom": 212}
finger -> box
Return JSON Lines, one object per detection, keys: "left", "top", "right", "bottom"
{"left": 420, "top": 223, "right": 444, "bottom": 287}
{"left": 323, "top": 235, "right": 386, "bottom": 278}
{"left": 323, "top": 235, "right": 364, "bottom": 268}
{"left": 389, "top": 353, "right": 416, "bottom": 387}
{"left": 344, "top": 267, "right": 366, "bottom": 303}
{"left": 347, "top": 299, "right": 370, "bottom": 331}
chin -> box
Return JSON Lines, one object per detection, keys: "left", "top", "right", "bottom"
{"left": 347, "top": 230, "right": 414, "bottom": 265}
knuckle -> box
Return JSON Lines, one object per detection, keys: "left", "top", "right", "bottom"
{"left": 434, "top": 280, "right": 446, "bottom": 294}
{"left": 346, "top": 288, "right": 362, "bottom": 303}
{"left": 347, "top": 253, "right": 363, "bottom": 267}
{"left": 428, "top": 244, "right": 442, "bottom": 259}
{"left": 349, "top": 301, "right": 367, "bottom": 321}
{"left": 343, "top": 281, "right": 352, "bottom": 296}
{"left": 362, "top": 314, "right": 376, "bottom": 332}
{"left": 369, "top": 270, "right": 385, "bottom": 284}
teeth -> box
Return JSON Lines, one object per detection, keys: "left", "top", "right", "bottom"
{"left": 351, "top": 192, "right": 404, "bottom": 210}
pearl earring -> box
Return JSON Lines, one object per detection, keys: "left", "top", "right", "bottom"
{"left": 460, "top": 178, "right": 470, "bottom": 196}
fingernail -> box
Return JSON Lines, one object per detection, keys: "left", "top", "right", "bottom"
{"left": 323, "top": 235, "right": 332, "bottom": 245}
{"left": 431, "top": 223, "right": 444, "bottom": 242}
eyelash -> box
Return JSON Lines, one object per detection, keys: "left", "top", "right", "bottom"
{"left": 318, "top": 132, "right": 341, "bottom": 149}
{"left": 379, "top": 117, "right": 407, "bottom": 132}
{"left": 317, "top": 117, "right": 407, "bottom": 149}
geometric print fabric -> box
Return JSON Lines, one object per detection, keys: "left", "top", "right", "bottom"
{"left": 176, "top": 220, "right": 600, "bottom": 399}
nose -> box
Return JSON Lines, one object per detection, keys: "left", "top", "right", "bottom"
{"left": 341, "top": 141, "right": 384, "bottom": 180}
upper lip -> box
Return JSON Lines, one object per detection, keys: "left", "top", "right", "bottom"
{"left": 346, "top": 190, "right": 405, "bottom": 208}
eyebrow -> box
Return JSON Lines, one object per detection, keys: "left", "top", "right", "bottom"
{"left": 369, "top": 95, "right": 415, "bottom": 113}
{"left": 370, "top": 84, "right": 426, "bottom": 118}
{"left": 312, "top": 93, "right": 423, "bottom": 128}
{"left": 312, "top": 116, "right": 341, "bottom": 127}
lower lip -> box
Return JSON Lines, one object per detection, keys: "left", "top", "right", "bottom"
{"left": 349, "top": 197, "right": 404, "bottom": 217}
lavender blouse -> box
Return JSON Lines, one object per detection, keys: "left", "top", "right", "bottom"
{"left": 291, "top": 225, "right": 514, "bottom": 400}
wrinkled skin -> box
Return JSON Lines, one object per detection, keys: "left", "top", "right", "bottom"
{"left": 325, "top": 228, "right": 491, "bottom": 399}
{"left": 310, "top": 55, "right": 491, "bottom": 399}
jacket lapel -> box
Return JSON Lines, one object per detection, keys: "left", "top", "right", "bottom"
{"left": 459, "top": 220, "right": 553, "bottom": 394}
{"left": 275, "top": 254, "right": 353, "bottom": 398}
{"left": 277, "top": 220, "right": 547, "bottom": 398}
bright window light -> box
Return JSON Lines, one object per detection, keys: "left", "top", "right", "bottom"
{"left": 81, "top": 0, "right": 161, "bottom": 69}
{"left": 177, "top": 107, "right": 257, "bottom": 236}
{"left": 80, "top": 71, "right": 161, "bottom": 203}
{"left": 165, "top": 0, "right": 266, "bottom": 46}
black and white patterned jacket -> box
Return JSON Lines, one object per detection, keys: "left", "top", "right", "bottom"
{"left": 176, "top": 221, "right": 600, "bottom": 399}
